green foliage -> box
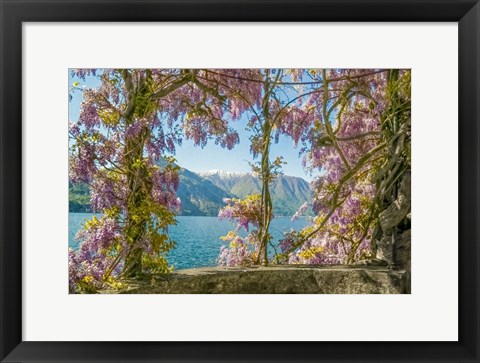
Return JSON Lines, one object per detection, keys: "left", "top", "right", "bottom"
{"left": 69, "top": 182, "right": 91, "bottom": 212}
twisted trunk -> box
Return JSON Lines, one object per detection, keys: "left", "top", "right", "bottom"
{"left": 122, "top": 133, "right": 149, "bottom": 277}
{"left": 120, "top": 69, "right": 194, "bottom": 277}
{"left": 256, "top": 120, "right": 273, "bottom": 265}
{"left": 256, "top": 71, "right": 276, "bottom": 265}
{"left": 120, "top": 70, "right": 149, "bottom": 277}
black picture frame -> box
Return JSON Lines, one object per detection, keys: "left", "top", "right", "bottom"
{"left": 1, "top": 0, "right": 479, "bottom": 362}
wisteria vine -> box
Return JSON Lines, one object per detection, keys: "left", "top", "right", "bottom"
{"left": 69, "top": 68, "right": 411, "bottom": 292}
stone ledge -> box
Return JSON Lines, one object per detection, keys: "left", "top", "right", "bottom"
{"left": 116, "top": 265, "right": 409, "bottom": 294}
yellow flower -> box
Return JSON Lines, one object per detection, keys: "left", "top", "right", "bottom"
{"left": 82, "top": 275, "right": 94, "bottom": 284}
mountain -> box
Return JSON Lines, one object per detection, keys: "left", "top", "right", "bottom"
{"left": 69, "top": 167, "right": 235, "bottom": 217}
{"left": 176, "top": 168, "right": 234, "bottom": 216}
{"left": 197, "top": 170, "right": 249, "bottom": 192}
{"left": 69, "top": 168, "right": 310, "bottom": 217}
{"left": 199, "top": 170, "right": 311, "bottom": 216}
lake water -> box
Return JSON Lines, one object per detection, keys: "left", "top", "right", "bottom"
{"left": 69, "top": 213, "right": 307, "bottom": 270}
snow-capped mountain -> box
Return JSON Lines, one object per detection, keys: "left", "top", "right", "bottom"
{"left": 198, "top": 170, "right": 249, "bottom": 178}
{"left": 199, "top": 170, "right": 311, "bottom": 216}
{"left": 197, "top": 170, "right": 250, "bottom": 192}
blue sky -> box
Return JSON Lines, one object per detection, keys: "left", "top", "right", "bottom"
{"left": 69, "top": 71, "right": 314, "bottom": 181}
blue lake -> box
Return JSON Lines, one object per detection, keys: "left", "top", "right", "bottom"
{"left": 69, "top": 213, "right": 307, "bottom": 270}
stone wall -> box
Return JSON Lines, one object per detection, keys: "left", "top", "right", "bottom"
{"left": 118, "top": 265, "right": 409, "bottom": 294}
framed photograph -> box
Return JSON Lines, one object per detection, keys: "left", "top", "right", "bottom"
{"left": 1, "top": 0, "right": 479, "bottom": 362}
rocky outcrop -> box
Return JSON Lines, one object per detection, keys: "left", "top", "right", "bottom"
{"left": 116, "top": 265, "right": 409, "bottom": 294}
